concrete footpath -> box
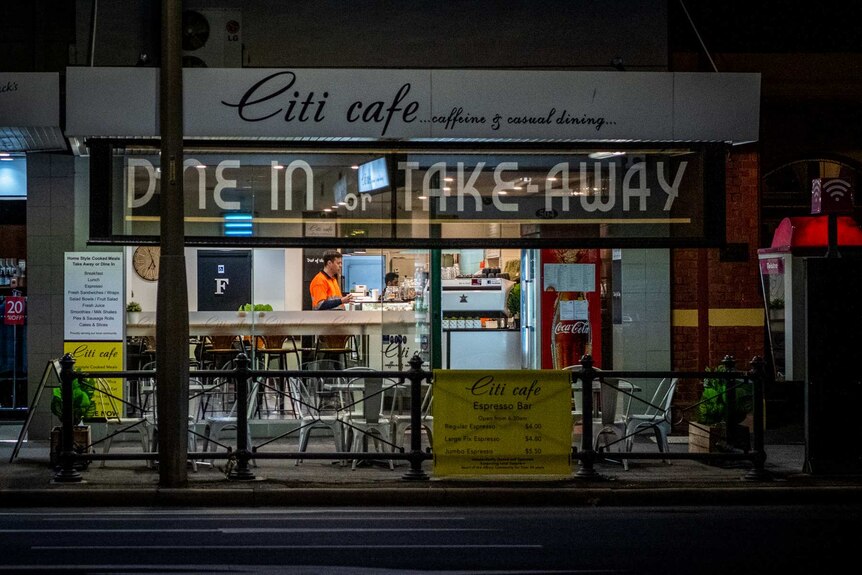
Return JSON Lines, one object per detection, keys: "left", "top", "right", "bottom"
{"left": 3, "top": 430, "right": 861, "bottom": 507}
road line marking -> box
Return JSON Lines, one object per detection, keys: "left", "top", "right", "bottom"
{"left": 2, "top": 527, "right": 491, "bottom": 534}
{"left": 35, "top": 544, "right": 542, "bottom": 550}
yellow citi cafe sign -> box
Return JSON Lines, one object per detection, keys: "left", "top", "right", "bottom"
{"left": 434, "top": 370, "right": 572, "bottom": 477}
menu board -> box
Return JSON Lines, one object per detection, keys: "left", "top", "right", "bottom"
{"left": 64, "top": 252, "right": 124, "bottom": 340}
{"left": 542, "top": 263, "right": 595, "bottom": 292}
{"left": 433, "top": 370, "right": 572, "bottom": 477}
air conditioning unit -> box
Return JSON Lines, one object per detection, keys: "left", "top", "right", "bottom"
{"left": 182, "top": 9, "right": 242, "bottom": 68}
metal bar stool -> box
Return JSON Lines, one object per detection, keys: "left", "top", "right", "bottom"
{"left": 255, "top": 335, "right": 301, "bottom": 417}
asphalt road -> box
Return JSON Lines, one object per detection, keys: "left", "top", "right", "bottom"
{"left": 0, "top": 505, "right": 857, "bottom": 574}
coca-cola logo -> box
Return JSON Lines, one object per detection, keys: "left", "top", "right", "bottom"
{"left": 554, "top": 321, "right": 590, "bottom": 335}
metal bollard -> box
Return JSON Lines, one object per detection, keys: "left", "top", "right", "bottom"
{"left": 575, "top": 354, "right": 599, "bottom": 479}
{"left": 744, "top": 356, "right": 771, "bottom": 481}
{"left": 228, "top": 353, "right": 255, "bottom": 481}
{"left": 53, "top": 353, "right": 82, "bottom": 483}
{"left": 402, "top": 354, "right": 429, "bottom": 481}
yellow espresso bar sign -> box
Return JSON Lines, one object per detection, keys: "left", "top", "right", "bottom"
{"left": 64, "top": 341, "right": 124, "bottom": 420}
{"left": 433, "top": 370, "right": 572, "bottom": 477}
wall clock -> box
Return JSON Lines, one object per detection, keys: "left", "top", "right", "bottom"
{"left": 132, "top": 246, "right": 161, "bottom": 281}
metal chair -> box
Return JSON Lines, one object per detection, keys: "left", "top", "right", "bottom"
{"left": 313, "top": 334, "right": 360, "bottom": 366}
{"left": 390, "top": 379, "right": 433, "bottom": 453}
{"left": 95, "top": 377, "right": 149, "bottom": 468}
{"left": 338, "top": 368, "right": 396, "bottom": 470}
{"left": 202, "top": 335, "right": 242, "bottom": 369}
{"left": 255, "top": 335, "right": 301, "bottom": 417}
{"left": 288, "top": 373, "right": 345, "bottom": 465}
{"left": 624, "top": 378, "right": 679, "bottom": 467}
{"left": 200, "top": 360, "right": 261, "bottom": 465}
{"left": 593, "top": 377, "right": 629, "bottom": 464}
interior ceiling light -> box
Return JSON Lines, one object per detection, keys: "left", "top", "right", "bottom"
{"left": 588, "top": 151, "right": 626, "bottom": 159}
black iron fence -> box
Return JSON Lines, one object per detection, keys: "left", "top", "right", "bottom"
{"left": 51, "top": 353, "right": 767, "bottom": 484}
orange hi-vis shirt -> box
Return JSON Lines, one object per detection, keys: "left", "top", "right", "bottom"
{"left": 309, "top": 271, "right": 343, "bottom": 309}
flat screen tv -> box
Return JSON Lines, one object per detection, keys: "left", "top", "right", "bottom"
{"left": 358, "top": 157, "right": 389, "bottom": 193}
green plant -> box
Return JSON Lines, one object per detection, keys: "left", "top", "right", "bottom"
{"left": 696, "top": 365, "right": 753, "bottom": 426}
{"left": 768, "top": 297, "right": 785, "bottom": 310}
{"left": 126, "top": 301, "right": 142, "bottom": 312}
{"left": 238, "top": 303, "right": 273, "bottom": 312}
{"left": 51, "top": 371, "right": 97, "bottom": 424}
{"left": 506, "top": 282, "right": 521, "bottom": 317}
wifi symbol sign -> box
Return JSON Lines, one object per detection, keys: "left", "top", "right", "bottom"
{"left": 811, "top": 178, "right": 854, "bottom": 215}
{"left": 824, "top": 179, "right": 850, "bottom": 200}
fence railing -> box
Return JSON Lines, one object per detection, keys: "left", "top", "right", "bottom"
{"left": 51, "top": 353, "right": 768, "bottom": 484}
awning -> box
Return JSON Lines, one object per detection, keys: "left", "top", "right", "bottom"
{"left": 65, "top": 68, "right": 761, "bottom": 154}
{"left": 0, "top": 73, "right": 66, "bottom": 153}
{"left": 760, "top": 216, "right": 862, "bottom": 254}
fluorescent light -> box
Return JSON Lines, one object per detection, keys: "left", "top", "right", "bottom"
{"left": 588, "top": 151, "right": 626, "bottom": 159}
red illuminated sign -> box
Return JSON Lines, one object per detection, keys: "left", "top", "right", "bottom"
{"left": 3, "top": 296, "right": 26, "bottom": 325}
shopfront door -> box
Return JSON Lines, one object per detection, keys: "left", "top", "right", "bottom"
{"left": 197, "top": 250, "right": 252, "bottom": 311}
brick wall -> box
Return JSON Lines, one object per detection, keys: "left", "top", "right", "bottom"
{"left": 671, "top": 147, "right": 765, "bottom": 428}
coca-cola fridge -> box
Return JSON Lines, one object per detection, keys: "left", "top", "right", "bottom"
{"left": 533, "top": 249, "right": 602, "bottom": 369}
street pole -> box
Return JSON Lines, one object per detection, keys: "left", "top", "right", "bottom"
{"left": 156, "top": 0, "right": 190, "bottom": 487}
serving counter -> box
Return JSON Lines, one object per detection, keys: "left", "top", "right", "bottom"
{"left": 126, "top": 309, "right": 423, "bottom": 370}
{"left": 126, "top": 310, "right": 417, "bottom": 337}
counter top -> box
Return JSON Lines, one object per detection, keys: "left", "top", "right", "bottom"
{"left": 126, "top": 310, "right": 420, "bottom": 336}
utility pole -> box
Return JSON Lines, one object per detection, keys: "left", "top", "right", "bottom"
{"left": 156, "top": 0, "right": 190, "bottom": 487}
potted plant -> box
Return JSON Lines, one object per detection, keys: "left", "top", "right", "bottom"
{"left": 689, "top": 365, "right": 753, "bottom": 453}
{"left": 238, "top": 303, "right": 273, "bottom": 317}
{"left": 126, "top": 301, "right": 142, "bottom": 324}
{"left": 506, "top": 282, "right": 521, "bottom": 329}
{"left": 49, "top": 371, "right": 97, "bottom": 469}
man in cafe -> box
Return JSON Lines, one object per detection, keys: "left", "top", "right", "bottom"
{"left": 310, "top": 250, "right": 354, "bottom": 310}
{"left": 309, "top": 250, "right": 356, "bottom": 364}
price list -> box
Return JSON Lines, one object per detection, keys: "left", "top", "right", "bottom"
{"left": 434, "top": 370, "right": 572, "bottom": 477}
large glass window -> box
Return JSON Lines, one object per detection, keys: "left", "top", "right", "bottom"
{"left": 101, "top": 145, "right": 723, "bottom": 248}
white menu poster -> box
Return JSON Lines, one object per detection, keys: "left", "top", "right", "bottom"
{"left": 64, "top": 252, "right": 124, "bottom": 340}
{"left": 542, "top": 263, "right": 595, "bottom": 292}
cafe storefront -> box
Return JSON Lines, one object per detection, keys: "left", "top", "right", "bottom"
{"left": 49, "top": 68, "right": 762, "bottom": 439}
